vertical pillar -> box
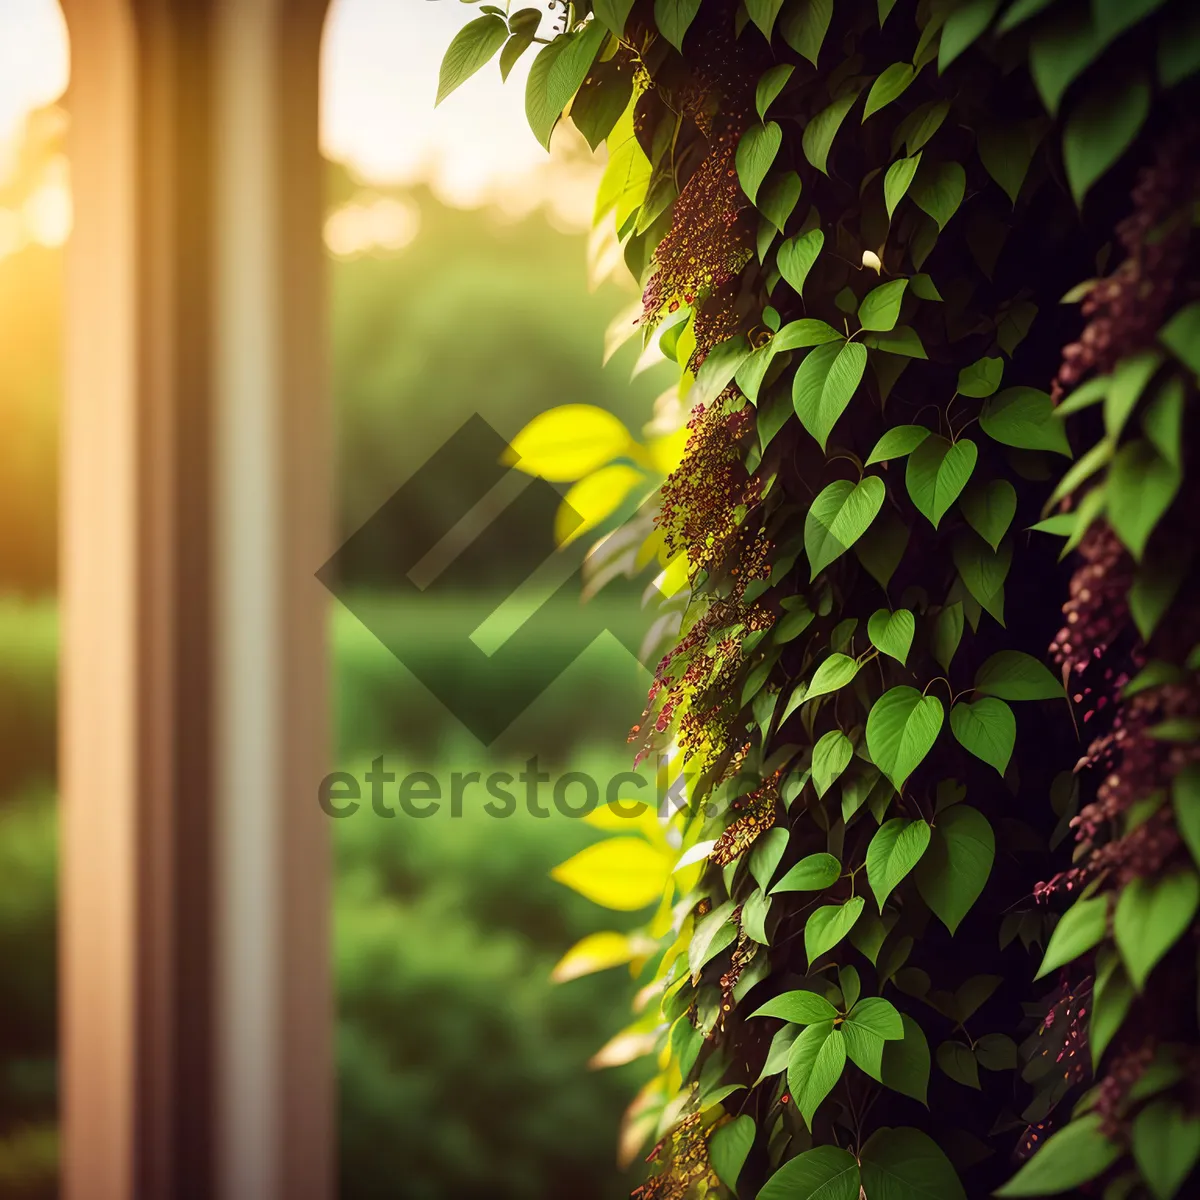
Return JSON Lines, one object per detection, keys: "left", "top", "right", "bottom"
{"left": 58, "top": 1, "right": 332, "bottom": 1197}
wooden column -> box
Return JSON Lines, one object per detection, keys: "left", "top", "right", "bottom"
{"left": 59, "top": 1, "right": 332, "bottom": 1197}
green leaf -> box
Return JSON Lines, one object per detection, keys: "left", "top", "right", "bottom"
{"left": 812, "top": 730, "right": 854, "bottom": 798}
{"left": 906, "top": 436, "right": 978, "bottom": 528}
{"left": 909, "top": 161, "right": 966, "bottom": 230}
{"left": 1035, "top": 893, "right": 1107, "bottom": 979}
{"left": 867, "top": 425, "right": 931, "bottom": 466}
{"left": 750, "top": 827, "right": 790, "bottom": 892}
{"left": 894, "top": 100, "right": 950, "bottom": 156}
{"left": 855, "top": 507, "right": 910, "bottom": 591}
{"left": 525, "top": 21, "right": 608, "bottom": 148}
{"left": 914, "top": 805, "right": 995, "bottom": 934}
{"left": 773, "top": 852, "right": 842, "bottom": 893}
{"left": 868, "top": 609, "right": 915, "bottom": 664}
{"left": 736, "top": 121, "right": 782, "bottom": 205}
{"left": 1064, "top": 74, "right": 1151, "bottom": 205}
{"left": 975, "top": 650, "right": 1063, "bottom": 700}
{"left": 1174, "top": 765, "right": 1200, "bottom": 869}
{"left": 741, "top": 887, "right": 772, "bottom": 944}
{"left": 689, "top": 900, "right": 737, "bottom": 978}
{"left": 950, "top": 698, "right": 1015, "bottom": 775}
{"left": 867, "top": 818, "right": 932, "bottom": 909}
{"left": 437, "top": 15, "right": 509, "bottom": 105}
{"left": 777, "top": 229, "right": 824, "bottom": 296}
{"left": 981, "top": 387, "right": 1072, "bottom": 455}
{"left": 759, "top": 1145, "right": 860, "bottom": 1200}
{"left": 802, "top": 92, "right": 860, "bottom": 175}
{"left": 756, "top": 63, "right": 794, "bottom": 120}
{"left": 958, "top": 356, "right": 1004, "bottom": 398}
{"left": 978, "top": 119, "right": 1044, "bottom": 205}
{"left": 709, "top": 1115, "right": 755, "bottom": 1195}
{"left": 860, "top": 1127, "right": 967, "bottom": 1200}
{"left": 859, "top": 279, "right": 909, "bottom": 332}
{"left": 1143, "top": 376, "right": 1185, "bottom": 468}
{"left": 774, "top": 318, "right": 841, "bottom": 351}
{"left": 759, "top": 171, "right": 803, "bottom": 233}
{"left": 867, "top": 687, "right": 944, "bottom": 791}
{"left": 1029, "top": 8, "right": 1103, "bottom": 115}
{"left": 751, "top": 989, "right": 839, "bottom": 1024}
{"left": 910, "top": 273, "right": 942, "bottom": 301}
{"left": 937, "top": 1040, "right": 980, "bottom": 1088}
{"left": 842, "top": 996, "right": 905, "bottom": 1080}
{"left": 864, "top": 63, "right": 916, "bottom": 121}
{"left": 932, "top": 602, "right": 964, "bottom": 672}
{"left": 794, "top": 341, "right": 868, "bottom": 451}
{"left": 1160, "top": 302, "right": 1200, "bottom": 378}
{"left": 995, "top": 1113, "right": 1121, "bottom": 1195}
{"left": 998, "top": 0, "right": 1056, "bottom": 32}
{"left": 939, "top": 0, "right": 1001, "bottom": 71}
{"left": 1129, "top": 548, "right": 1187, "bottom": 641}
{"left": 593, "top": 0, "right": 636, "bottom": 35}
{"left": 881, "top": 1015, "right": 931, "bottom": 1104}
{"left": 1114, "top": 870, "right": 1200, "bottom": 989}
{"left": 960, "top": 479, "right": 1016, "bottom": 551}
{"left": 1091, "top": 950, "right": 1133, "bottom": 1064}
{"left": 976, "top": 1032, "right": 1018, "bottom": 1070}
{"left": 1133, "top": 1101, "right": 1200, "bottom": 1200}
{"left": 654, "top": 0, "right": 702, "bottom": 51}
{"left": 805, "top": 897, "right": 866, "bottom": 965}
{"left": 885, "top": 153, "right": 922, "bottom": 220}
{"left": 864, "top": 326, "right": 928, "bottom": 358}
{"left": 953, "top": 531, "right": 1011, "bottom": 623}
{"left": 780, "top": 0, "right": 834, "bottom": 67}
{"left": 806, "top": 477, "right": 886, "bottom": 577}
{"left": 499, "top": 31, "right": 536, "bottom": 82}
{"left": 1107, "top": 439, "right": 1181, "bottom": 560}
{"left": 801, "top": 657, "right": 859, "bottom": 700}
{"left": 745, "top": 0, "right": 787, "bottom": 41}
{"left": 567, "top": 51, "right": 633, "bottom": 142}
{"left": 787, "top": 1022, "right": 847, "bottom": 1127}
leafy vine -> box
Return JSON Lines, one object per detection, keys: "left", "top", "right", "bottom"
{"left": 440, "top": 1, "right": 1200, "bottom": 1196}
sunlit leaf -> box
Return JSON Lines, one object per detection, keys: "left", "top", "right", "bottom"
{"left": 509, "top": 404, "right": 632, "bottom": 480}
{"left": 867, "top": 687, "right": 944, "bottom": 790}
{"left": 551, "top": 837, "right": 672, "bottom": 910}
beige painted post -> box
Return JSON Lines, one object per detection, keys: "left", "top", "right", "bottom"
{"left": 59, "top": 1, "right": 332, "bottom": 1196}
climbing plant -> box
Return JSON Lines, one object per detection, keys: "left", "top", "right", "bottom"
{"left": 441, "top": 2, "right": 1200, "bottom": 1197}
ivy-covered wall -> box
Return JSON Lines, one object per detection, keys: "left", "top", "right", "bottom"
{"left": 440, "top": 2, "right": 1200, "bottom": 1197}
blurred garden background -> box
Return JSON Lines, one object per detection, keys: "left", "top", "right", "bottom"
{"left": 0, "top": 1, "right": 669, "bottom": 1195}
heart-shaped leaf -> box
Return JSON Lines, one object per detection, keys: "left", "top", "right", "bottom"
{"left": 866, "top": 686, "right": 944, "bottom": 790}
{"left": 806, "top": 653, "right": 859, "bottom": 702}
{"left": 960, "top": 479, "right": 1017, "bottom": 550}
{"left": 736, "top": 121, "right": 782, "bottom": 205}
{"left": 841, "top": 996, "right": 904, "bottom": 1080}
{"left": 884, "top": 152, "right": 922, "bottom": 219}
{"left": 867, "top": 817, "right": 932, "bottom": 909}
{"left": 868, "top": 608, "right": 915, "bottom": 664}
{"left": 974, "top": 650, "right": 1063, "bottom": 700}
{"left": 812, "top": 730, "right": 853, "bottom": 797}
{"left": 915, "top": 805, "right": 995, "bottom": 934}
{"left": 866, "top": 424, "right": 931, "bottom": 465}
{"left": 981, "top": 387, "right": 1072, "bottom": 455}
{"left": 957, "top": 355, "right": 1004, "bottom": 398}
{"left": 906, "top": 436, "right": 978, "bottom": 527}
{"left": 858, "top": 279, "right": 909, "bottom": 332}
{"left": 773, "top": 852, "right": 842, "bottom": 893}
{"left": 805, "top": 476, "right": 886, "bottom": 577}
{"left": 751, "top": 989, "right": 839, "bottom": 1024}
{"left": 805, "top": 897, "right": 866, "bottom": 965}
{"left": 1035, "top": 893, "right": 1108, "bottom": 979}
{"left": 756, "top": 62, "right": 794, "bottom": 119}
{"left": 777, "top": 229, "right": 825, "bottom": 296}
{"left": 950, "top": 698, "right": 1016, "bottom": 775}
{"left": 860, "top": 1127, "right": 967, "bottom": 1200}
{"left": 1113, "top": 869, "right": 1200, "bottom": 989}
{"left": 793, "top": 340, "right": 869, "bottom": 450}
{"left": 759, "top": 1146, "right": 860, "bottom": 1200}
{"left": 863, "top": 61, "right": 916, "bottom": 121}
{"left": 787, "top": 1022, "right": 847, "bottom": 1127}
{"left": 802, "top": 92, "right": 860, "bottom": 174}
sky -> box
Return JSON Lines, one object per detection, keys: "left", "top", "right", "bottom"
{"left": 0, "top": 0, "right": 598, "bottom": 233}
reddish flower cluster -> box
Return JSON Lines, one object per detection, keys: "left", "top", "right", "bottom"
{"left": 1053, "top": 128, "right": 1200, "bottom": 402}
{"left": 1093, "top": 1043, "right": 1155, "bottom": 1139}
